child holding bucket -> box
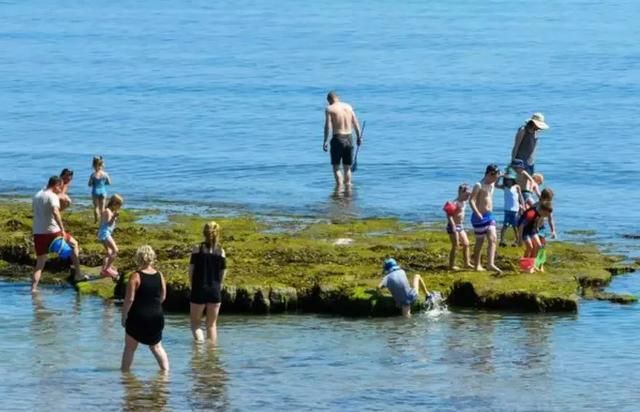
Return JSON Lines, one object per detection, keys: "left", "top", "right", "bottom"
{"left": 443, "top": 184, "right": 473, "bottom": 270}
{"left": 98, "top": 194, "right": 123, "bottom": 280}
{"left": 518, "top": 201, "right": 553, "bottom": 273}
{"left": 88, "top": 156, "right": 112, "bottom": 223}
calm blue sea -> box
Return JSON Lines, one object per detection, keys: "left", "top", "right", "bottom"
{"left": 1, "top": 1, "right": 640, "bottom": 409}
{"left": 1, "top": 0, "right": 639, "bottom": 252}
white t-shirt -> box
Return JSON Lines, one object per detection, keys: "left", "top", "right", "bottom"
{"left": 32, "top": 189, "right": 61, "bottom": 234}
{"left": 504, "top": 185, "right": 520, "bottom": 212}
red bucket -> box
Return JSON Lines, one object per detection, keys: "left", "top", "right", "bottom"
{"left": 519, "top": 257, "right": 535, "bottom": 272}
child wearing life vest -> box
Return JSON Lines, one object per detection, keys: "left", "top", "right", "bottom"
{"left": 443, "top": 184, "right": 473, "bottom": 270}
{"left": 518, "top": 201, "right": 553, "bottom": 263}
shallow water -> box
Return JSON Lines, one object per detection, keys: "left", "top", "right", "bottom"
{"left": 2, "top": 1, "right": 640, "bottom": 410}
{"left": 1, "top": 278, "right": 640, "bottom": 411}
{"left": 1, "top": 0, "right": 640, "bottom": 253}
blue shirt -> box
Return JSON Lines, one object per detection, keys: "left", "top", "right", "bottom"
{"left": 381, "top": 269, "right": 417, "bottom": 307}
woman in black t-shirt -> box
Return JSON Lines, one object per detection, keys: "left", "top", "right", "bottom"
{"left": 189, "top": 221, "right": 226, "bottom": 343}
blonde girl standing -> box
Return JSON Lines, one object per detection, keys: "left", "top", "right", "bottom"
{"left": 88, "top": 156, "right": 112, "bottom": 223}
{"left": 98, "top": 194, "right": 123, "bottom": 279}
{"left": 189, "top": 221, "right": 227, "bottom": 343}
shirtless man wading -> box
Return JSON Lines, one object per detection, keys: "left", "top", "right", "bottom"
{"left": 469, "top": 164, "right": 503, "bottom": 274}
{"left": 323, "top": 91, "right": 362, "bottom": 187}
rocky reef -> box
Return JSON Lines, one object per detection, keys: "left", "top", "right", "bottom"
{"left": 0, "top": 200, "right": 637, "bottom": 316}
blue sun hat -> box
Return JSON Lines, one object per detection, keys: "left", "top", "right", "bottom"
{"left": 49, "top": 237, "right": 72, "bottom": 260}
{"left": 382, "top": 258, "right": 401, "bottom": 274}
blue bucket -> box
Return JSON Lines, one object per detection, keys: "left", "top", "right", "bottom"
{"left": 49, "top": 237, "right": 73, "bottom": 260}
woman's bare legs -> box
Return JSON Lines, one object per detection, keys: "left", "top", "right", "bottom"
{"left": 149, "top": 342, "right": 169, "bottom": 371}
{"left": 190, "top": 303, "right": 205, "bottom": 341}
{"left": 121, "top": 333, "right": 139, "bottom": 372}
{"left": 205, "top": 303, "right": 221, "bottom": 343}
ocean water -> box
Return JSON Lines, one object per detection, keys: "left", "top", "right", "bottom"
{"left": 1, "top": 0, "right": 640, "bottom": 410}
{"left": 1, "top": 277, "right": 640, "bottom": 411}
{"left": 1, "top": 0, "right": 639, "bottom": 251}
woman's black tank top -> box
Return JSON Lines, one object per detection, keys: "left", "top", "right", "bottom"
{"left": 129, "top": 271, "right": 163, "bottom": 318}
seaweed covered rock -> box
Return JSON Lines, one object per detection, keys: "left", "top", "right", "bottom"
{"left": 0, "top": 201, "right": 635, "bottom": 315}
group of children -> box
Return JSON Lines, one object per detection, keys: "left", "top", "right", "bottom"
{"left": 444, "top": 159, "right": 556, "bottom": 274}
{"left": 60, "top": 156, "right": 124, "bottom": 280}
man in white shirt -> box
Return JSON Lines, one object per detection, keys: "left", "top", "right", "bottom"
{"left": 32, "top": 176, "right": 83, "bottom": 292}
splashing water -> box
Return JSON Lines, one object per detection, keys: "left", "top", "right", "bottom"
{"left": 424, "top": 291, "right": 448, "bottom": 317}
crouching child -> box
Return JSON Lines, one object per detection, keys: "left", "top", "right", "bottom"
{"left": 378, "top": 258, "right": 431, "bottom": 317}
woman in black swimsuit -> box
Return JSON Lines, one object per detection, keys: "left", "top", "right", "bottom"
{"left": 189, "top": 221, "right": 226, "bottom": 343}
{"left": 121, "top": 245, "right": 169, "bottom": 372}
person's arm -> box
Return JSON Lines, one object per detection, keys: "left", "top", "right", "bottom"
{"left": 516, "top": 186, "right": 526, "bottom": 211}
{"left": 351, "top": 108, "right": 362, "bottom": 145}
{"left": 52, "top": 207, "right": 65, "bottom": 234}
{"left": 159, "top": 272, "right": 166, "bottom": 303}
{"left": 121, "top": 272, "right": 140, "bottom": 327}
{"left": 511, "top": 128, "right": 524, "bottom": 160}
{"left": 104, "top": 209, "right": 114, "bottom": 225}
{"left": 188, "top": 247, "right": 198, "bottom": 288}
{"left": 220, "top": 248, "right": 227, "bottom": 284}
{"left": 548, "top": 213, "right": 557, "bottom": 239}
{"left": 377, "top": 275, "right": 387, "bottom": 289}
{"left": 323, "top": 108, "right": 332, "bottom": 151}
{"left": 447, "top": 215, "right": 459, "bottom": 245}
{"left": 88, "top": 174, "right": 93, "bottom": 187}
{"left": 469, "top": 183, "right": 482, "bottom": 219}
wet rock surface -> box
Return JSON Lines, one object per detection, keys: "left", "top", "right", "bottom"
{"left": 0, "top": 201, "right": 636, "bottom": 315}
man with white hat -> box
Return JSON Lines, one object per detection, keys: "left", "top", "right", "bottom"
{"left": 378, "top": 258, "right": 431, "bottom": 317}
{"left": 511, "top": 112, "right": 549, "bottom": 174}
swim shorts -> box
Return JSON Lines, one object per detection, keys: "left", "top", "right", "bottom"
{"left": 446, "top": 223, "right": 465, "bottom": 234}
{"left": 330, "top": 134, "right": 354, "bottom": 166}
{"left": 471, "top": 212, "right": 496, "bottom": 235}
{"left": 522, "top": 227, "right": 539, "bottom": 241}
{"left": 503, "top": 211, "right": 518, "bottom": 227}
{"left": 33, "top": 231, "right": 72, "bottom": 256}
{"left": 522, "top": 190, "right": 534, "bottom": 204}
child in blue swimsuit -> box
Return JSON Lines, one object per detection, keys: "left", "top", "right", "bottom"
{"left": 88, "top": 156, "right": 112, "bottom": 223}
{"left": 98, "top": 194, "right": 123, "bottom": 280}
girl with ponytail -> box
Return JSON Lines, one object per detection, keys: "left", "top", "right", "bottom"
{"left": 188, "top": 221, "right": 226, "bottom": 343}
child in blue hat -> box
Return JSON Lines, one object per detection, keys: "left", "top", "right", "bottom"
{"left": 378, "top": 258, "right": 431, "bottom": 317}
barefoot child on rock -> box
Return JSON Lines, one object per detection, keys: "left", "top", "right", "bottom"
{"left": 496, "top": 172, "right": 524, "bottom": 247}
{"left": 470, "top": 164, "right": 503, "bottom": 274}
{"left": 88, "top": 156, "right": 112, "bottom": 223}
{"left": 98, "top": 194, "right": 123, "bottom": 280}
{"left": 443, "top": 184, "right": 473, "bottom": 270}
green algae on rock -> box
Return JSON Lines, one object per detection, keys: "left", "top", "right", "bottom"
{"left": 0, "top": 201, "right": 636, "bottom": 315}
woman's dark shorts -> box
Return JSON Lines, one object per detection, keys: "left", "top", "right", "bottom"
{"left": 330, "top": 134, "right": 354, "bottom": 166}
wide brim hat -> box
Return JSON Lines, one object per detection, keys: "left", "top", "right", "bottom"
{"left": 528, "top": 112, "right": 549, "bottom": 130}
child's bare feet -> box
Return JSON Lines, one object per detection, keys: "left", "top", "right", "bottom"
{"left": 475, "top": 265, "right": 486, "bottom": 272}
{"left": 449, "top": 265, "right": 461, "bottom": 271}
{"left": 465, "top": 263, "right": 474, "bottom": 269}
{"left": 488, "top": 264, "right": 503, "bottom": 274}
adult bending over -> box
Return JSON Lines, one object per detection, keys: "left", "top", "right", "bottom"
{"left": 121, "top": 245, "right": 169, "bottom": 372}
{"left": 323, "top": 91, "right": 362, "bottom": 188}
{"left": 189, "top": 221, "right": 227, "bottom": 343}
{"left": 511, "top": 113, "right": 549, "bottom": 174}
{"left": 31, "top": 176, "right": 84, "bottom": 292}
